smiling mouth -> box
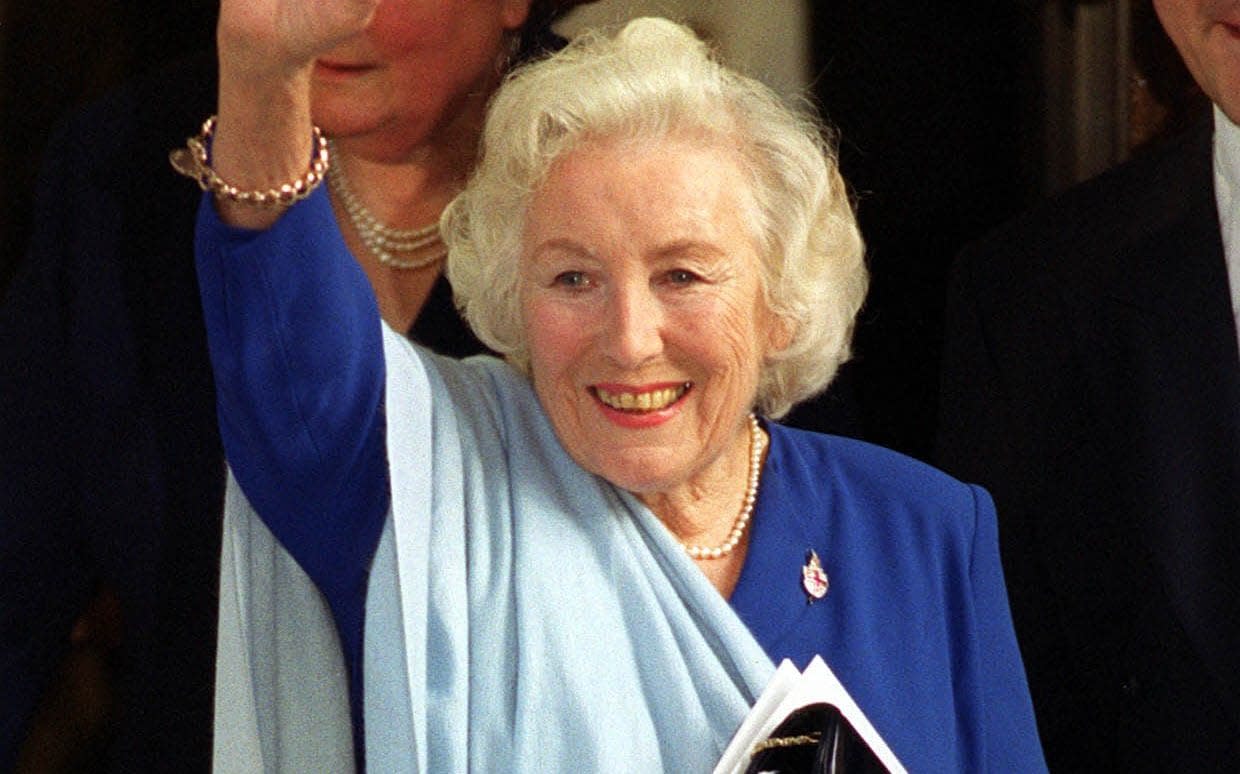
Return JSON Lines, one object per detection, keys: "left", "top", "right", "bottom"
{"left": 594, "top": 383, "right": 691, "bottom": 412}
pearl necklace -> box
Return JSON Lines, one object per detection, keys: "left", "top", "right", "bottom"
{"left": 682, "top": 414, "right": 765, "bottom": 560}
{"left": 326, "top": 139, "right": 446, "bottom": 271}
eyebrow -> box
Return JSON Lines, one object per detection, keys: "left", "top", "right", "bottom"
{"left": 528, "top": 238, "right": 598, "bottom": 261}
{"left": 651, "top": 239, "right": 727, "bottom": 260}
{"left": 528, "top": 236, "right": 728, "bottom": 263}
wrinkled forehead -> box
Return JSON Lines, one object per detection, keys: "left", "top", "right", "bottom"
{"left": 519, "top": 133, "right": 770, "bottom": 283}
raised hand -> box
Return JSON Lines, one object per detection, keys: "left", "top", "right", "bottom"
{"left": 217, "top": 0, "right": 381, "bottom": 78}
{"left": 209, "top": 0, "right": 380, "bottom": 228}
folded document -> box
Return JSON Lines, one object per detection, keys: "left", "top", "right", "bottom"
{"left": 714, "top": 656, "right": 905, "bottom": 774}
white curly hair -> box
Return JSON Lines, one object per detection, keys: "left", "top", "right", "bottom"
{"left": 442, "top": 16, "right": 867, "bottom": 418}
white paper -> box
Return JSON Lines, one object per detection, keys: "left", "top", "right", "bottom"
{"left": 712, "top": 656, "right": 906, "bottom": 774}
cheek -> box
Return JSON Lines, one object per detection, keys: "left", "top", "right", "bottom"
{"left": 722, "top": 316, "right": 766, "bottom": 376}
{"left": 755, "top": 293, "right": 794, "bottom": 356}
{"left": 524, "top": 296, "right": 589, "bottom": 379}
{"left": 676, "top": 297, "right": 765, "bottom": 377}
{"left": 367, "top": 1, "right": 442, "bottom": 55}
{"left": 368, "top": 0, "right": 503, "bottom": 65}
{"left": 524, "top": 300, "right": 594, "bottom": 438}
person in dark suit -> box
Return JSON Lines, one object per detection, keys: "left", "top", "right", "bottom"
{"left": 936, "top": 0, "right": 1240, "bottom": 769}
{"left": 0, "top": 2, "right": 592, "bottom": 769}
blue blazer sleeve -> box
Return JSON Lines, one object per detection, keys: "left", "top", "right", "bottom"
{"left": 966, "top": 484, "right": 1046, "bottom": 771}
{"left": 194, "top": 188, "right": 389, "bottom": 648}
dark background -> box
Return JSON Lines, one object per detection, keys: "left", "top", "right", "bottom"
{"left": 0, "top": 1, "right": 1200, "bottom": 458}
{"left": 0, "top": 0, "right": 216, "bottom": 289}
{"left": 803, "top": 2, "right": 1035, "bottom": 457}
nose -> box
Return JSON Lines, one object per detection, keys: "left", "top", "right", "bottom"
{"left": 600, "top": 281, "right": 663, "bottom": 367}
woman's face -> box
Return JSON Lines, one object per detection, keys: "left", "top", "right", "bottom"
{"left": 520, "top": 136, "right": 787, "bottom": 497}
{"left": 311, "top": 0, "right": 531, "bottom": 159}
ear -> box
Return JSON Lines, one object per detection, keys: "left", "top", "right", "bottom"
{"left": 500, "top": 0, "right": 534, "bottom": 31}
{"left": 764, "top": 313, "right": 795, "bottom": 357}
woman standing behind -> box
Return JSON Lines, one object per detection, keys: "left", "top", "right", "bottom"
{"left": 300, "top": 0, "right": 528, "bottom": 333}
{"left": 208, "top": 0, "right": 574, "bottom": 336}
{"left": 195, "top": 1, "right": 1045, "bottom": 771}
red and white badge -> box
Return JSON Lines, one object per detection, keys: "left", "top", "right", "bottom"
{"left": 802, "top": 549, "right": 829, "bottom": 602}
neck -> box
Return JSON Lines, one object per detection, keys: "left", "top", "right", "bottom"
{"left": 639, "top": 416, "right": 767, "bottom": 552}
{"left": 329, "top": 142, "right": 468, "bottom": 231}
{"left": 324, "top": 75, "right": 491, "bottom": 228}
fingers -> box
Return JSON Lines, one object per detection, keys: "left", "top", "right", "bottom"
{"left": 217, "top": 0, "right": 380, "bottom": 74}
{"left": 210, "top": 0, "right": 378, "bottom": 229}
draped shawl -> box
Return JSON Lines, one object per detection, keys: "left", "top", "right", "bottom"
{"left": 212, "top": 326, "right": 778, "bottom": 772}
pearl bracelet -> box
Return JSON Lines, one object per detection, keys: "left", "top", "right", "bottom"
{"left": 169, "top": 115, "right": 330, "bottom": 207}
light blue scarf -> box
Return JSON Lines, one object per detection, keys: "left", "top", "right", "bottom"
{"left": 214, "top": 326, "right": 776, "bottom": 772}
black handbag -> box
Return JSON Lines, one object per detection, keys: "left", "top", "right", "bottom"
{"left": 744, "top": 702, "right": 891, "bottom": 774}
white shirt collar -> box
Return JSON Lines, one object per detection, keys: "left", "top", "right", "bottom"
{"left": 1211, "top": 105, "right": 1240, "bottom": 339}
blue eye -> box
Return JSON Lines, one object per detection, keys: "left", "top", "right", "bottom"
{"left": 553, "top": 271, "right": 588, "bottom": 288}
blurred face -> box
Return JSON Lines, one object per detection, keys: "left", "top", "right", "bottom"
{"left": 311, "top": 0, "right": 531, "bottom": 158}
{"left": 1154, "top": 0, "right": 1240, "bottom": 122}
{"left": 520, "top": 136, "right": 788, "bottom": 497}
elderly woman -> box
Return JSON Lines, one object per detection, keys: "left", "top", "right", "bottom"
{"left": 194, "top": 1, "right": 1045, "bottom": 771}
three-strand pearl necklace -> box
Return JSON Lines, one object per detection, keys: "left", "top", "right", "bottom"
{"left": 681, "top": 413, "right": 765, "bottom": 560}
{"left": 326, "top": 139, "right": 447, "bottom": 271}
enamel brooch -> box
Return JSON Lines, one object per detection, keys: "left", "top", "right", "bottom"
{"left": 801, "top": 549, "right": 829, "bottom": 603}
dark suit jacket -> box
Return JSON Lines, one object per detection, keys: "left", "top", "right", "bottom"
{"left": 0, "top": 52, "right": 486, "bottom": 772}
{"left": 937, "top": 119, "right": 1240, "bottom": 770}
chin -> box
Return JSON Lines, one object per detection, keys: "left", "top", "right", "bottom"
{"left": 591, "top": 457, "right": 674, "bottom": 496}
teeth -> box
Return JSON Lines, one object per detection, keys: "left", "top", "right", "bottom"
{"left": 596, "top": 384, "right": 688, "bottom": 412}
